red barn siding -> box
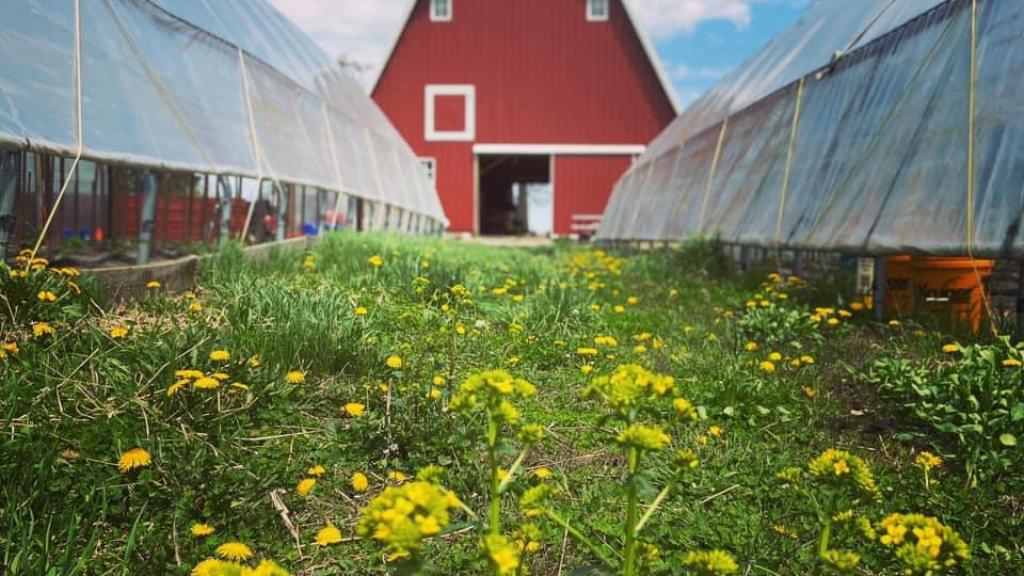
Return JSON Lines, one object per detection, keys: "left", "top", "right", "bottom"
{"left": 554, "top": 155, "right": 632, "bottom": 234}
{"left": 372, "top": 0, "right": 675, "bottom": 232}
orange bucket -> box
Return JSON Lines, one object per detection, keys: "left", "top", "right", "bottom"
{"left": 884, "top": 255, "right": 914, "bottom": 316}
{"left": 910, "top": 257, "right": 994, "bottom": 332}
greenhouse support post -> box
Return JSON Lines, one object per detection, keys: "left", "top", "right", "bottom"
{"left": 217, "top": 176, "right": 233, "bottom": 247}
{"left": 137, "top": 171, "right": 158, "bottom": 265}
{"left": 873, "top": 256, "right": 886, "bottom": 321}
{"left": 275, "top": 183, "right": 287, "bottom": 242}
{"left": 0, "top": 150, "right": 18, "bottom": 262}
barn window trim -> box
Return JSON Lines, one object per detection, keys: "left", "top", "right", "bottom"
{"left": 587, "top": 0, "right": 609, "bottom": 21}
{"left": 424, "top": 84, "right": 476, "bottom": 142}
{"left": 430, "top": 0, "right": 452, "bottom": 22}
{"left": 419, "top": 157, "right": 437, "bottom": 186}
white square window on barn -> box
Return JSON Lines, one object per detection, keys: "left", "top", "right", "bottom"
{"left": 431, "top": 0, "right": 452, "bottom": 22}
{"left": 419, "top": 157, "right": 437, "bottom": 186}
{"left": 587, "top": 0, "right": 609, "bottom": 21}
{"left": 424, "top": 84, "right": 476, "bottom": 142}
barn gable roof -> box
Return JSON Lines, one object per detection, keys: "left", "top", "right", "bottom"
{"left": 370, "top": 0, "right": 680, "bottom": 114}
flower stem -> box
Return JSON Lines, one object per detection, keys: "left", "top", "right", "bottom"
{"left": 497, "top": 448, "right": 529, "bottom": 494}
{"left": 487, "top": 414, "right": 500, "bottom": 536}
{"left": 818, "top": 517, "right": 832, "bottom": 558}
{"left": 623, "top": 448, "right": 640, "bottom": 576}
{"left": 544, "top": 510, "right": 616, "bottom": 570}
{"left": 634, "top": 483, "right": 672, "bottom": 535}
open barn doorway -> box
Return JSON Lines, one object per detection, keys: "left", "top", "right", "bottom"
{"left": 477, "top": 154, "right": 552, "bottom": 236}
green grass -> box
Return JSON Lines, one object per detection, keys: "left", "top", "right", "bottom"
{"left": 1, "top": 232, "right": 1022, "bottom": 574}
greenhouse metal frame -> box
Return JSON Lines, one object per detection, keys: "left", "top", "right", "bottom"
{"left": 0, "top": 0, "right": 447, "bottom": 264}
{"left": 597, "top": 0, "right": 1024, "bottom": 260}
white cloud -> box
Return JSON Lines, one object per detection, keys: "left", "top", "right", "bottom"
{"left": 265, "top": 0, "right": 409, "bottom": 86}
{"left": 628, "top": 0, "right": 753, "bottom": 39}
{"left": 672, "top": 64, "right": 728, "bottom": 81}
{"left": 266, "top": 0, "right": 808, "bottom": 89}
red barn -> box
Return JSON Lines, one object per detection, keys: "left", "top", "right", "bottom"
{"left": 371, "top": 0, "right": 677, "bottom": 235}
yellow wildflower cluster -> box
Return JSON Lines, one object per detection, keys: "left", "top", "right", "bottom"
{"left": 581, "top": 364, "right": 675, "bottom": 413}
{"left": 483, "top": 533, "right": 521, "bottom": 575}
{"left": 681, "top": 549, "right": 739, "bottom": 574}
{"left": 807, "top": 449, "right": 880, "bottom": 499}
{"left": 877, "top": 513, "right": 969, "bottom": 574}
{"left": 617, "top": 423, "right": 671, "bottom": 452}
{"left": 449, "top": 369, "right": 537, "bottom": 424}
{"left": 356, "top": 478, "right": 461, "bottom": 560}
{"left": 820, "top": 549, "right": 861, "bottom": 572}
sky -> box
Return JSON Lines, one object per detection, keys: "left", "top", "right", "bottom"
{"left": 266, "top": 0, "right": 811, "bottom": 109}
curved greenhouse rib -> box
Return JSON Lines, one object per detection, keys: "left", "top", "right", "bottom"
{"left": 599, "top": 0, "right": 1024, "bottom": 257}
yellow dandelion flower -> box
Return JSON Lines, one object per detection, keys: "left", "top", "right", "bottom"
{"left": 941, "top": 343, "right": 960, "bottom": 354}
{"left": 37, "top": 290, "right": 57, "bottom": 303}
{"left": 432, "top": 375, "right": 446, "bottom": 386}
{"left": 367, "top": 255, "right": 384, "bottom": 267}
{"left": 297, "top": 477, "right": 317, "bottom": 498}
{"left": 1003, "top": 358, "right": 1022, "bottom": 367}
{"left": 386, "top": 355, "right": 403, "bottom": 370}
{"left": 316, "top": 523, "right": 343, "bottom": 546}
{"left": 802, "top": 386, "right": 817, "bottom": 399}
{"left": 167, "top": 379, "right": 189, "bottom": 396}
{"left": 744, "top": 342, "right": 759, "bottom": 351}
{"left": 613, "top": 305, "right": 625, "bottom": 313}
{"left": 351, "top": 471, "right": 370, "bottom": 492}
{"left": 307, "top": 465, "right": 326, "bottom": 477}
{"left": 914, "top": 452, "right": 943, "bottom": 470}
{"left": 1, "top": 342, "right": 19, "bottom": 355}
{"left": 532, "top": 467, "right": 552, "bottom": 479}
{"left": 193, "top": 377, "right": 220, "bottom": 390}
{"left": 209, "top": 349, "right": 230, "bottom": 362}
{"left": 759, "top": 360, "right": 776, "bottom": 373}
{"left": 215, "top": 541, "right": 253, "bottom": 561}
{"left": 249, "top": 355, "right": 261, "bottom": 368}
{"left": 190, "top": 523, "right": 215, "bottom": 538}
{"left": 189, "top": 302, "right": 202, "bottom": 313}
{"left": 428, "top": 388, "right": 442, "bottom": 400}
{"left": 768, "top": 352, "right": 782, "bottom": 362}
{"left": 827, "top": 318, "right": 840, "bottom": 326}
{"left": 387, "top": 470, "right": 407, "bottom": 483}
{"left": 210, "top": 372, "right": 230, "bottom": 381}
{"left": 343, "top": 402, "right": 366, "bottom": 417}
{"left": 118, "top": 447, "right": 152, "bottom": 473}
{"left": 355, "top": 306, "right": 368, "bottom": 316}
{"left": 850, "top": 301, "right": 865, "bottom": 311}
{"left": 110, "top": 326, "right": 129, "bottom": 339}
{"left": 626, "top": 296, "right": 639, "bottom": 305}
{"left": 285, "top": 371, "right": 305, "bottom": 384}
{"left": 580, "top": 364, "right": 593, "bottom": 374}
{"left": 32, "top": 322, "right": 55, "bottom": 337}
{"left": 146, "top": 280, "right": 161, "bottom": 290}
{"left": 576, "top": 347, "right": 599, "bottom": 357}
{"left": 888, "top": 319, "right": 901, "bottom": 327}
{"left": 708, "top": 425, "right": 723, "bottom": 438}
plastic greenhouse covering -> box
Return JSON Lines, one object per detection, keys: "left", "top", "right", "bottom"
{"left": 598, "top": 0, "right": 1024, "bottom": 257}
{"left": 0, "top": 0, "right": 447, "bottom": 227}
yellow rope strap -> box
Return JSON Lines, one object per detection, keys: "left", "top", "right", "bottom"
{"left": 25, "top": 0, "right": 83, "bottom": 272}
{"left": 775, "top": 77, "right": 805, "bottom": 260}
{"left": 966, "top": 0, "right": 998, "bottom": 334}
{"left": 697, "top": 116, "right": 729, "bottom": 235}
